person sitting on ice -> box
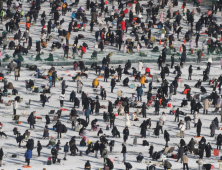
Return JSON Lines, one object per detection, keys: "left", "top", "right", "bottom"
{"left": 136, "top": 152, "right": 144, "bottom": 162}
{"left": 181, "top": 98, "right": 188, "bottom": 107}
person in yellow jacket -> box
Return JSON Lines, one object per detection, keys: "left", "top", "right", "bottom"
{"left": 0, "top": 9, "right": 4, "bottom": 24}
{"left": 66, "top": 32, "right": 70, "bottom": 45}
{"left": 92, "top": 78, "right": 99, "bottom": 88}
{"left": 140, "top": 75, "right": 146, "bottom": 88}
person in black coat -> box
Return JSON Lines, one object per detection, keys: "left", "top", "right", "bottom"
{"left": 154, "top": 122, "right": 160, "bottom": 138}
{"left": 140, "top": 121, "right": 147, "bottom": 138}
{"left": 37, "top": 141, "right": 42, "bottom": 157}
{"left": 0, "top": 148, "right": 3, "bottom": 167}
{"left": 177, "top": 146, "right": 184, "bottom": 162}
{"left": 95, "top": 100, "right": 100, "bottom": 115}
{"left": 175, "top": 108, "right": 180, "bottom": 122}
{"left": 199, "top": 141, "right": 205, "bottom": 159}
{"left": 57, "top": 122, "right": 63, "bottom": 138}
{"left": 104, "top": 66, "right": 109, "bottom": 82}
{"left": 123, "top": 126, "right": 129, "bottom": 143}
{"left": 108, "top": 101, "right": 113, "bottom": 113}
{"left": 164, "top": 130, "right": 170, "bottom": 146}
{"left": 142, "top": 102, "right": 147, "bottom": 118}
{"left": 190, "top": 99, "right": 196, "bottom": 114}
{"left": 217, "top": 134, "right": 222, "bottom": 150}
{"left": 121, "top": 143, "right": 127, "bottom": 162}
{"left": 149, "top": 145, "right": 154, "bottom": 157}
{"left": 93, "top": 140, "right": 100, "bottom": 158}
{"left": 71, "top": 143, "right": 79, "bottom": 155}
{"left": 171, "top": 55, "right": 174, "bottom": 69}
{"left": 205, "top": 142, "right": 212, "bottom": 158}
{"left": 125, "top": 60, "right": 131, "bottom": 70}
{"left": 85, "top": 160, "right": 91, "bottom": 169}
{"left": 74, "top": 97, "right": 80, "bottom": 108}
{"left": 42, "top": 93, "right": 47, "bottom": 107}
{"left": 154, "top": 100, "right": 160, "bottom": 115}
{"left": 100, "top": 88, "right": 106, "bottom": 100}
{"left": 188, "top": 65, "right": 192, "bottom": 80}
{"left": 51, "top": 147, "right": 58, "bottom": 163}
{"left": 81, "top": 92, "right": 87, "bottom": 106}
{"left": 160, "top": 68, "right": 165, "bottom": 81}
{"left": 112, "top": 126, "right": 120, "bottom": 138}
{"left": 110, "top": 113, "right": 115, "bottom": 128}
{"left": 70, "top": 90, "right": 76, "bottom": 102}
{"left": 110, "top": 78, "right": 116, "bottom": 93}
{"left": 114, "top": 64, "right": 121, "bottom": 79}
{"left": 196, "top": 33, "right": 200, "bottom": 47}
{"left": 197, "top": 119, "right": 202, "bottom": 137}
{"left": 28, "top": 112, "right": 36, "bottom": 129}
{"left": 123, "top": 77, "right": 129, "bottom": 86}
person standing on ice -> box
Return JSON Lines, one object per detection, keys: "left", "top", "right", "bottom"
{"left": 196, "top": 119, "right": 202, "bottom": 137}
{"left": 188, "top": 65, "right": 192, "bottom": 80}
{"left": 121, "top": 143, "right": 127, "bottom": 162}
{"left": 25, "top": 149, "right": 32, "bottom": 166}
{"left": 0, "top": 148, "right": 3, "bottom": 167}
{"left": 123, "top": 126, "right": 129, "bottom": 143}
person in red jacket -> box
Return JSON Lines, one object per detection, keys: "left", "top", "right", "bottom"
{"left": 120, "top": 20, "right": 125, "bottom": 31}
{"left": 145, "top": 67, "right": 150, "bottom": 76}
{"left": 81, "top": 46, "right": 86, "bottom": 58}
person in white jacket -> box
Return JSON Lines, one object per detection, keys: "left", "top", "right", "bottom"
{"left": 138, "top": 61, "right": 143, "bottom": 73}
{"left": 125, "top": 113, "right": 130, "bottom": 126}
{"left": 194, "top": 111, "right": 199, "bottom": 127}
{"left": 13, "top": 100, "right": 18, "bottom": 115}
{"left": 117, "top": 104, "right": 124, "bottom": 115}
{"left": 160, "top": 112, "right": 166, "bottom": 125}
{"left": 59, "top": 93, "right": 65, "bottom": 107}
{"left": 179, "top": 121, "right": 185, "bottom": 138}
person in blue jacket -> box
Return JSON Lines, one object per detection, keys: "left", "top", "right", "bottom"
{"left": 48, "top": 75, "right": 52, "bottom": 88}
{"left": 136, "top": 86, "right": 143, "bottom": 102}
{"left": 85, "top": 107, "right": 91, "bottom": 124}
{"left": 71, "top": 11, "right": 75, "bottom": 21}
{"left": 25, "top": 149, "right": 32, "bottom": 166}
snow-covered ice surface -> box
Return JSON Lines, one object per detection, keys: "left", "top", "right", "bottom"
{"left": 1, "top": 61, "right": 222, "bottom": 170}
{"left": 1, "top": 0, "right": 222, "bottom": 169}
{"left": 1, "top": 0, "right": 222, "bottom": 64}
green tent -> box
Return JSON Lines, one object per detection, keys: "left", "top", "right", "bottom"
{"left": 45, "top": 53, "right": 54, "bottom": 61}
{"left": 2, "top": 54, "right": 10, "bottom": 62}
{"left": 35, "top": 54, "right": 42, "bottom": 61}
{"left": 139, "top": 52, "right": 147, "bottom": 57}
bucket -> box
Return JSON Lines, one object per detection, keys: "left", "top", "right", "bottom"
{"left": 26, "top": 23, "right": 30, "bottom": 28}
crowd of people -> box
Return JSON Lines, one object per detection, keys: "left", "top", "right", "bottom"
{"left": 1, "top": 0, "right": 222, "bottom": 169}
